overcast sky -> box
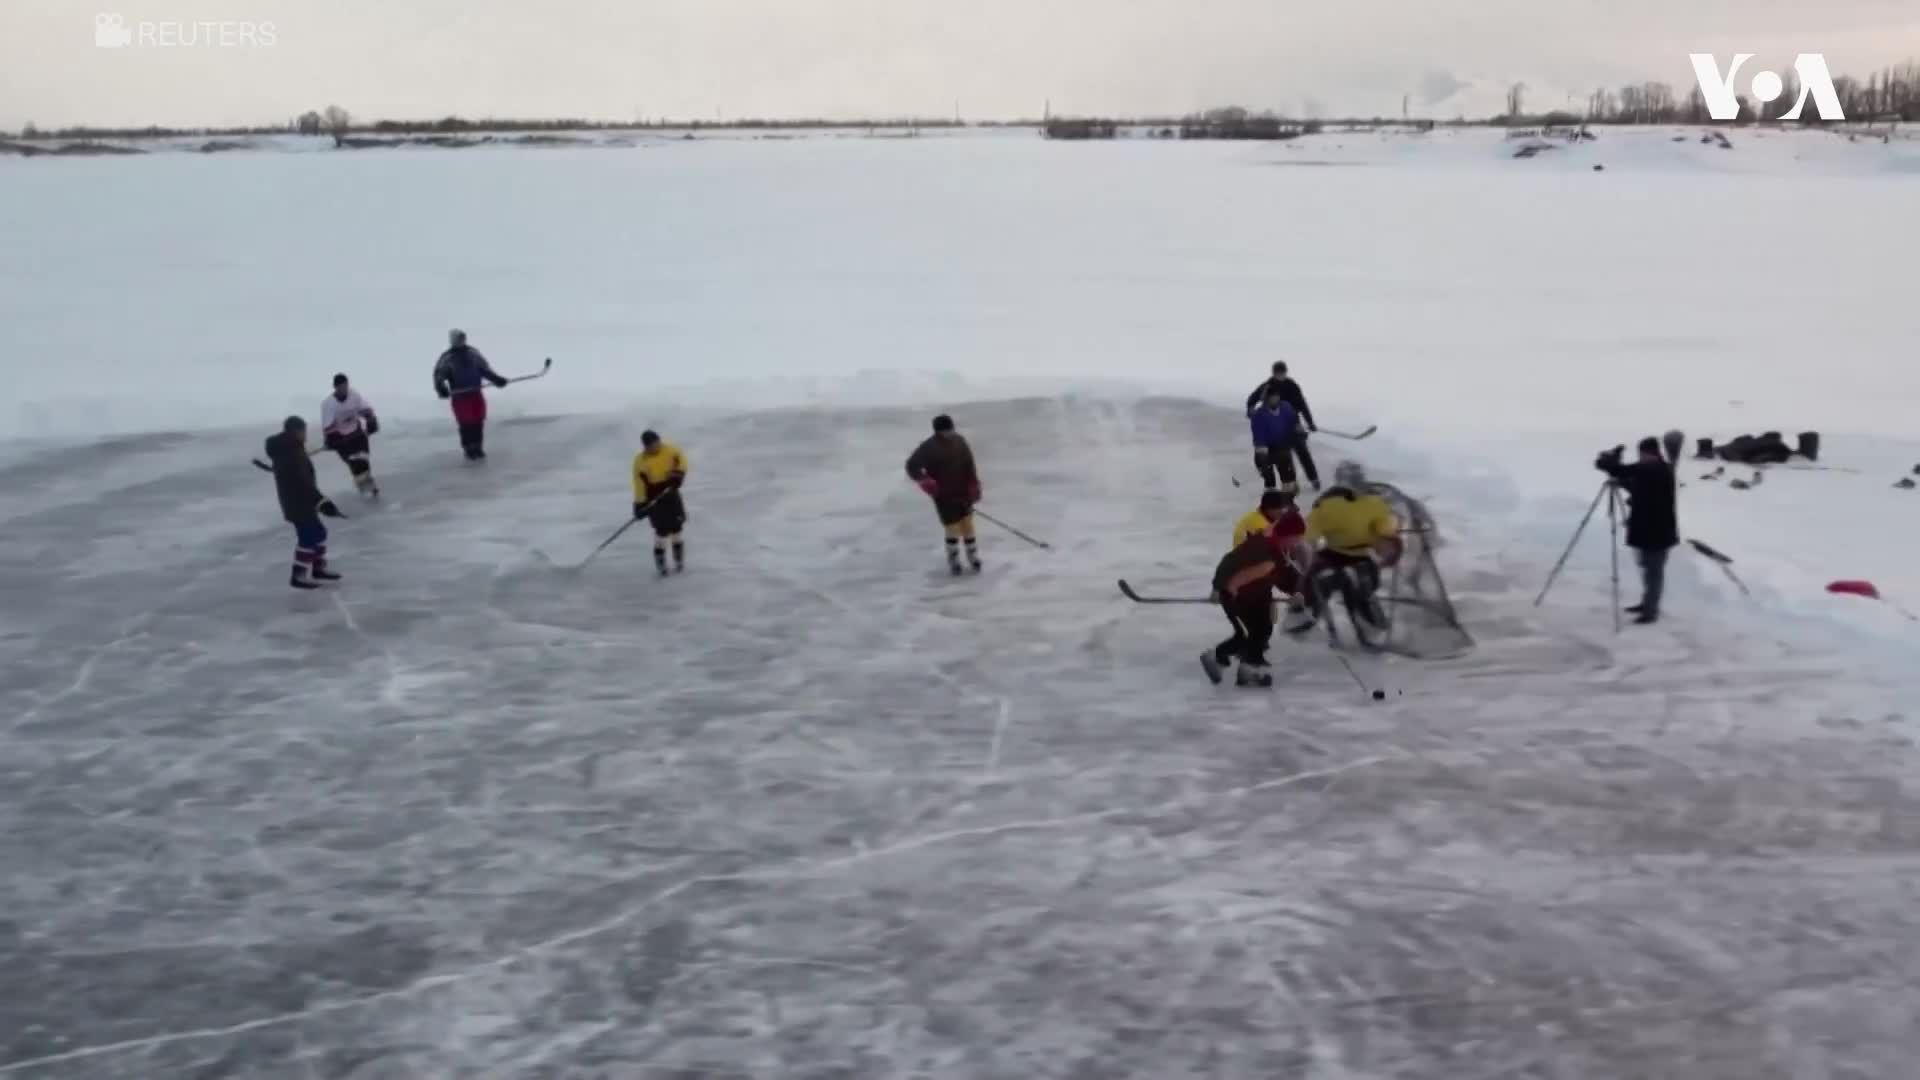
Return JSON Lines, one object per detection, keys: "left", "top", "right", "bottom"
{"left": 3, "top": 0, "right": 1917, "bottom": 128}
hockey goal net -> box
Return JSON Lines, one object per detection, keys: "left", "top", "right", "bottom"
{"left": 1366, "top": 482, "right": 1474, "bottom": 660}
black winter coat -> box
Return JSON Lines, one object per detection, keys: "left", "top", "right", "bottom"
{"left": 434, "top": 345, "right": 508, "bottom": 397}
{"left": 1245, "top": 377, "right": 1316, "bottom": 430}
{"left": 905, "top": 434, "right": 980, "bottom": 503}
{"left": 266, "top": 431, "right": 324, "bottom": 525}
{"left": 1597, "top": 456, "right": 1679, "bottom": 550}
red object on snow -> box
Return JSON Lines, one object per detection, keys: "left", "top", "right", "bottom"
{"left": 1827, "top": 580, "right": 1882, "bottom": 600}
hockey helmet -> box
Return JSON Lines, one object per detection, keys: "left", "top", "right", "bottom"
{"left": 1333, "top": 460, "right": 1368, "bottom": 489}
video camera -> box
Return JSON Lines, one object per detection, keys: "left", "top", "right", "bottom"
{"left": 1595, "top": 444, "right": 1626, "bottom": 471}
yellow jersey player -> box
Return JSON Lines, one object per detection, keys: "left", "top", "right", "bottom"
{"left": 1302, "top": 461, "right": 1402, "bottom": 632}
{"left": 631, "top": 430, "right": 689, "bottom": 576}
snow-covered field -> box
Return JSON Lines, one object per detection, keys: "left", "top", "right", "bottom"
{"left": 3, "top": 127, "right": 1920, "bottom": 1079}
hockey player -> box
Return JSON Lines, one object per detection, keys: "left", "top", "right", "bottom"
{"left": 432, "top": 329, "right": 509, "bottom": 460}
{"left": 1244, "top": 361, "right": 1321, "bottom": 489}
{"left": 904, "top": 413, "right": 983, "bottom": 574}
{"left": 1202, "top": 521, "right": 1305, "bottom": 688}
{"left": 1247, "top": 387, "right": 1301, "bottom": 492}
{"left": 1234, "top": 489, "right": 1315, "bottom": 633}
{"left": 631, "top": 430, "right": 689, "bottom": 576}
{"left": 321, "top": 373, "right": 380, "bottom": 497}
{"left": 265, "top": 416, "right": 345, "bottom": 590}
{"left": 1233, "top": 488, "right": 1305, "bottom": 547}
{"left": 1300, "top": 461, "right": 1402, "bottom": 632}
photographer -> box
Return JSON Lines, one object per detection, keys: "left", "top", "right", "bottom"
{"left": 1595, "top": 437, "right": 1679, "bottom": 625}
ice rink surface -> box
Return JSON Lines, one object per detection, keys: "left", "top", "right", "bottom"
{"left": 4, "top": 397, "right": 1919, "bottom": 1080}
{"left": 4, "top": 127, "right": 1920, "bottom": 1078}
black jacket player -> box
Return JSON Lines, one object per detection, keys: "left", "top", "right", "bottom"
{"left": 1244, "top": 361, "right": 1321, "bottom": 488}
{"left": 266, "top": 416, "right": 344, "bottom": 590}
{"left": 905, "top": 414, "right": 984, "bottom": 574}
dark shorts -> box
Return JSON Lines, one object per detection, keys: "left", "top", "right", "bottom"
{"left": 648, "top": 491, "right": 687, "bottom": 536}
{"left": 934, "top": 498, "right": 973, "bottom": 527}
{"left": 327, "top": 431, "right": 370, "bottom": 458}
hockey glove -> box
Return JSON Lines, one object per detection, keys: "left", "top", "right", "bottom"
{"left": 915, "top": 475, "right": 940, "bottom": 498}
{"left": 633, "top": 500, "right": 653, "bottom": 521}
{"left": 317, "top": 498, "right": 344, "bottom": 519}
{"left": 489, "top": 374, "right": 510, "bottom": 389}
{"left": 436, "top": 387, "right": 451, "bottom": 401}
{"left": 363, "top": 412, "right": 380, "bottom": 436}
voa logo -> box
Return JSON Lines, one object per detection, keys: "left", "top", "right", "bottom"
{"left": 1689, "top": 53, "right": 1845, "bottom": 121}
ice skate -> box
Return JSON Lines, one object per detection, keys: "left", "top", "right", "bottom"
{"left": 1235, "top": 662, "right": 1273, "bottom": 688}
{"left": 289, "top": 567, "right": 320, "bottom": 591}
{"left": 1200, "top": 651, "right": 1225, "bottom": 685}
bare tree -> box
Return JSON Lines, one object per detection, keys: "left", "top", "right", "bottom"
{"left": 323, "top": 105, "right": 351, "bottom": 145}
{"left": 1617, "top": 84, "right": 1644, "bottom": 123}
{"left": 1506, "top": 82, "right": 1526, "bottom": 119}
{"left": 20, "top": 121, "right": 37, "bottom": 139}
{"left": 1645, "top": 82, "right": 1675, "bottom": 123}
{"left": 296, "top": 110, "right": 323, "bottom": 136}
{"left": 1893, "top": 60, "right": 1920, "bottom": 116}
{"left": 1684, "top": 85, "right": 1710, "bottom": 124}
{"left": 1830, "top": 76, "right": 1862, "bottom": 118}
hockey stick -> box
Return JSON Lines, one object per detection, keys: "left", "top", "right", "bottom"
{"left": 1686, "top": 538, "right": 1751, "bottom": 597}
{"left": 560, "top": 516, "right": 644, "bottom": 572}
{"left": 253, "top": 442, "right": 325, "bottom": 472}
{"left": 975, "top": 509, "right": 1051, "bottom": 550}
{"left": 1335, "top": 653, "right": 1375, "bottom": 695}
{"left": 1117, "top": 579, "right": 1212, "bottom": 604}
{"left": 1318, "top": 425, "right": 1377, "bottom": 441}
{"left": 507, "top": 357, "right": 553, "bottom": 384}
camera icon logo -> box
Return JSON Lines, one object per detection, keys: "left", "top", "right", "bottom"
{"left": 95, "top": 13, "right": 134, "bottom": 48}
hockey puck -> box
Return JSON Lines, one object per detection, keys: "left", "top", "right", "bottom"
{"left": 1371, "top": 689, "right": 1386, "bottom": 701}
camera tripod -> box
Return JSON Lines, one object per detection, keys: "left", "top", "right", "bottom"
{"left": 1534, "top": 480, "right": 1626, "bottom": 632}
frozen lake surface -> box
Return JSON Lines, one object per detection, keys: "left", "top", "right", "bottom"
{"left": 3, "top": 128, "right": 1919, "bottom": 1078}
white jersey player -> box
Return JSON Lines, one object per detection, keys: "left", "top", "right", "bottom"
{"left": 321, "top": 373, "right": 381, "bottom": 496}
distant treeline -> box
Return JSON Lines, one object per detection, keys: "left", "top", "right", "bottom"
{"left": 7, "top": 110, "right": 968, "bottom": 141}
{"left": 1505, "top": 60, "right": 1920, "bottom": 125}
{"left": 10, "top": 62, "right": 1915, "bottom": 141}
